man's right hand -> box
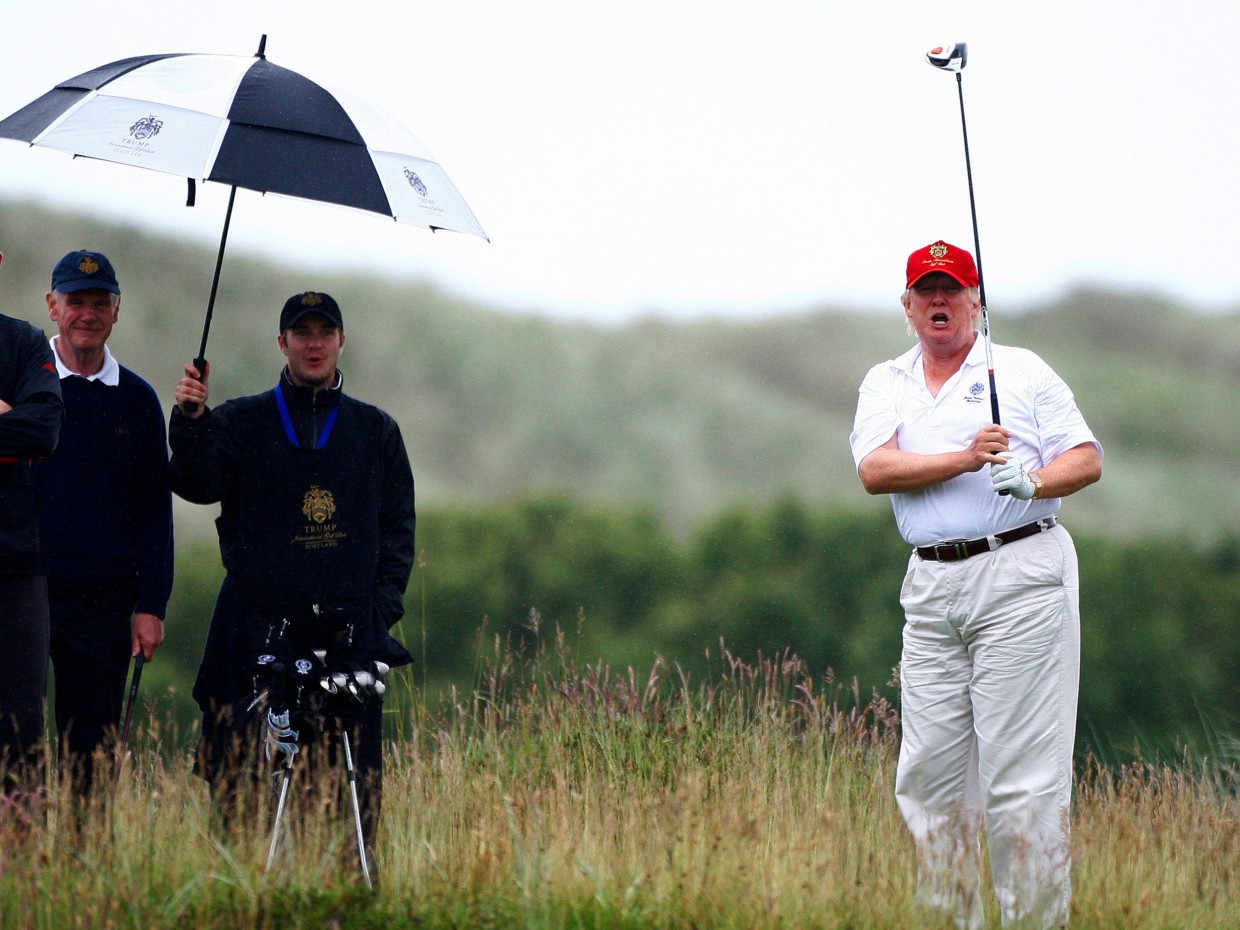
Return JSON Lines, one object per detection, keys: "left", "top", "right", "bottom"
{"left": 175, "top": 360, "right": 210, "bottom": 417}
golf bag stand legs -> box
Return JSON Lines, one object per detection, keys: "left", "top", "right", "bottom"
{"left": 342, "top": 730, "right": 373, "bottom": 888}
{"left": 265, "top": 756, "right": 295, "bottom": 873}
{"left": 262, "top": 724, "right": 374, "bottom": 888}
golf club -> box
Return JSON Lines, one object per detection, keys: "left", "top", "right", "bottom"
{"left": 111, "top": 652, "right": 145, "bottom": 788}
{"left": 927, "top": 42, "right": 1014, "bottom": 495}
{"left": 925, "top": 43, "right": 1001, "bottom": 428}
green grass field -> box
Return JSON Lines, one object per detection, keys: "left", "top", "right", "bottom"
{"left": 3, "top": 642, "right": 1237, "bottom": 929}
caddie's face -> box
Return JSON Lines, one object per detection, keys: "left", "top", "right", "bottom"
{"left": 47, "top": 287, "right": 120, "bottom": 353}
{"left": 904, "top": 272, "right": 979, "bottom": 350}
{"left": 279, "top": 314, "right": 346, "bottom": 389}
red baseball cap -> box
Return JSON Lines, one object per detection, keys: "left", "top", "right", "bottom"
{"left": 905, "top": 240, "right": 979, "bottom": 289}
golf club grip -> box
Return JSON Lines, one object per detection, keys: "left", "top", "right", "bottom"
{"left": 183, "top": 356, "right": 207, "bottom": 414}
{"left": 127, "top": 652, "right": 145, "bottom": 701}
{"left": 990, "top": 387, "right": 1010, "bottom": 496}
{"left": 990, "top": 385, "right": 1011, "bottom": 496}
{"left": 120, "top": 653, "right": 145, "bottom": 742}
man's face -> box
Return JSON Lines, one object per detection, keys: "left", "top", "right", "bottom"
{"left": 47, "top": 288, "right": 119, "bottom": 354}
{"left": 904, "top": 272, "right": 979, "bottom": 349}
{"left": 279, "top": 314, "right": 346, "bottom": 388}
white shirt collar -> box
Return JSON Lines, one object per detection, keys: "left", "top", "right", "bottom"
{"left": 50, "top": 336, "right": 121, "bottom": 386}
{"left": 890, "top": 334, "right": 986, "bottom": 377}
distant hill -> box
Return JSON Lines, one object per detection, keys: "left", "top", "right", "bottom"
{"left": 3, "top": 197, "right": 1236, "bottom": 541}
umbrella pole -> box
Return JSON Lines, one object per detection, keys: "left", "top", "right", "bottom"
{"left": 195, "top": 183, "right": 238, "bottom": 369}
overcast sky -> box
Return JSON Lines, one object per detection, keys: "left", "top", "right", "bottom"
{"left": 2, "top": 0, "right": 1238, "bottom": 322}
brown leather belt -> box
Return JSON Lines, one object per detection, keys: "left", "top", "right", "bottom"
{"left": 915, "top": 517, "right": 1058, "bottom": 562}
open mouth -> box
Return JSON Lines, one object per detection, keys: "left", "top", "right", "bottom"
{"left": 931, "top": 313, "right": 949, "bottom": 325}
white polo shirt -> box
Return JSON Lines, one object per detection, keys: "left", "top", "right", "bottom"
{"left": 849, "top": 337, "right": 1101, "bottom": 546}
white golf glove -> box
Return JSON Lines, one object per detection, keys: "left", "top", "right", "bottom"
{"left": 990, "top": 453, "right": 1037, "bottom": 500}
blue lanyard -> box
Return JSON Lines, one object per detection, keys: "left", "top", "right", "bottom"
{"left": 274, "top": 383, "right": 339, "bottom": 450}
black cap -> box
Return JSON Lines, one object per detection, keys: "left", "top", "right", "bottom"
{"left": 279, "top": 291, "right": 343, "bottom": 332}
{"left": 51, "top": 250, "right": 120, "bottom": 294}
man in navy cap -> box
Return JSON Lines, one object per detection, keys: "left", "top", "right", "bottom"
{"left": 34, "top": 250, "right": 172, "bottom": 797}
{"left": 0, "top": 248, "right": 63, "bottom": 792}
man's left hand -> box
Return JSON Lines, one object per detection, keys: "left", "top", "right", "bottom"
{"left": 990, "top": 453, "right": 1037, "bottom": 500}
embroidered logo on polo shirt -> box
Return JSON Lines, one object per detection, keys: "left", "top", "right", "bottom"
{"left": 964, "top": 381, "right": 985, "bottom": 404}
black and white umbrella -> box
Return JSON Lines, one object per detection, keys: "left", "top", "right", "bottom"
{"left": 0, "top": 36, "right": 486, "bottom": 364}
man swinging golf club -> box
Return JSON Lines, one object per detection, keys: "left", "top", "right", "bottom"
{"left": 170, "top": 290, "right": 415, "bottom": 880}
{"left": 849, "top": 238, "right": 1102, "bottom": 929}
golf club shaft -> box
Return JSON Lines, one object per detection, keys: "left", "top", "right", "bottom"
{"left": 112, "top": 652, "right": 145, "bottom": 787}
{"left": 954, "top": 72, "right": 1001, "bottom": 429}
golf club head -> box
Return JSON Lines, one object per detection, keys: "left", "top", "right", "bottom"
{"left": 926, "top": 43, "right": 967, "bottom": 72}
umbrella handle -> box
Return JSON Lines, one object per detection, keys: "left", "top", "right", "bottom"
{"left": 183, "top": 356, "right": 208, "bottom": 413}
{"left": 182, "top": 358, "right": 207, "bottom": 413}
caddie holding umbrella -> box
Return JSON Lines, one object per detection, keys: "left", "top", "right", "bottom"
{"left": 849, "top": 240, "right": 1103, "bottom": 930}
{"left": 170, "top": 289, "right": 415, "bottom": 881}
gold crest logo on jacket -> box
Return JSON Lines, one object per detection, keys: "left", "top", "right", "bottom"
{"left": 302, "top": 485, "right": 336, "bottom": 523}
{"left": 294, "top": 486, "right": 346, "bottom": 551}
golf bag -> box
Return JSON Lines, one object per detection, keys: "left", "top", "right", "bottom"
{"left": 250, "top": 603, "right": 390, "bottom": 886}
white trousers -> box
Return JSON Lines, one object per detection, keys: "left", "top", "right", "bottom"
{"left": 895, "top": 524, "right": 1079, "bottom": 930}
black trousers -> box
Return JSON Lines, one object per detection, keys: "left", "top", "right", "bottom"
{"left": 48, "top": 576, "right": 137, "bottom": 792}
{"left": 0, "top": 574, "right": 50, "bottom": 783}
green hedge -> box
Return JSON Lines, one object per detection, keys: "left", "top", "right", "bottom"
{"left": 158, "top": 496, "right": 1240, "bottom": 762}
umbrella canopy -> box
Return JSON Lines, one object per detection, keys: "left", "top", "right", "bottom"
{"left": 0, "top": 42, "right": 487, "bottom": 238}
{"left": 0, "top": 37, "right": 486, "bottom": 364}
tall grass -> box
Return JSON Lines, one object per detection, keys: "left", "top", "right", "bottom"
{"left": 2, "top": 634, "right": 1237, "bottom": 929}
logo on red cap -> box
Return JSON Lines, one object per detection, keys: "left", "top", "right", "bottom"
{"left": 906, "top": 240, "right": 979, "bottom": 289}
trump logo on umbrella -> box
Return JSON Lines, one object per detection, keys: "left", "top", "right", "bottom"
{"left": 129, "top": 115, "right": 163, "bottom": 140}
{"left": 403, "top": 168, "right": 428, "bottom": 197}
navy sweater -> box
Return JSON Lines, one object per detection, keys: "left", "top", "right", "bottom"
{"left": 34, "top": 366, "right": 174, "bottom": 617}
{"left": 0, "top": 314, "right": 62, "bottom": 574}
